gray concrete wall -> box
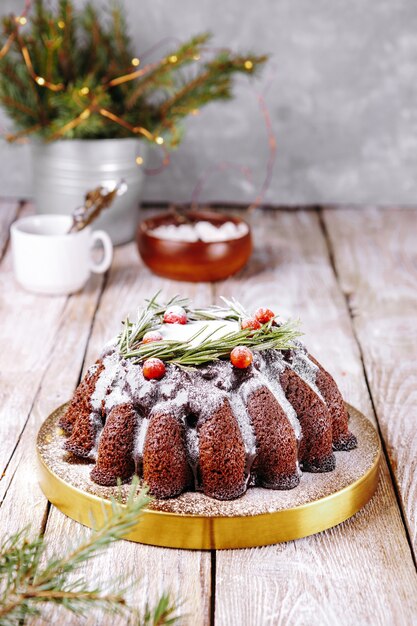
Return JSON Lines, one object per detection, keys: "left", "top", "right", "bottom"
{"left": 1, "top": 0, "right": 417, "bottom": 205}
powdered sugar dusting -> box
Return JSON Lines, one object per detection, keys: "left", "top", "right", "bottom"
{"left": 68, "top": 320, "right": 355, "bottom": 498}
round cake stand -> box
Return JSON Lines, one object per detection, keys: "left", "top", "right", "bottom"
{"left": 36, "top": 403, "right": 380, "bottom": 550}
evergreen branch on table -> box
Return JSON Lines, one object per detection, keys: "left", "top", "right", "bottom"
{"left": 0, "top": 479, "right": 179, "bottom": 626}
{"left": 142, "top": 593, "right": 179, "bottom": 626}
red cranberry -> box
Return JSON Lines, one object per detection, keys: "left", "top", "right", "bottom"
{"left": 230, "top": 346, "right": 253, "bottom": 369}
{"left": 143, "top": 358, "right": 166, "bottom": 380}
{"left": 163, "top": 306, "right": 187, "bottom": 325}
{"left": 142, "top": 331, "right": 163, "bottom": 344}
{"left": 241, "top": 317, "right": 261, "bottom": 331}
{"left": 254, "top": 307, "right": 275, "bottom": 324}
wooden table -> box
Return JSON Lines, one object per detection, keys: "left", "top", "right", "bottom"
{"left": 1, "top": 201, "right": 417, "bottom": 625}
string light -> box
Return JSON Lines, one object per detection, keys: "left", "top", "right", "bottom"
{"left": 21, "top": 44, "right": 64, "bottom": 91}
{"left": 98, "top": 108, "right": 154, "bottom": 142}
{"left": 108, "top": 62, "right": 158, "bottom": 87}
{"left": 191, "top": 90, "right": 276, "bottom": 213}
{"left": 191, "top": 162, "right": 253, "bottom": 211}
{"left": 108, "top": 47, "right": 202, "bottom": 88}
{"left": 247, "top": 93, "right": 277, "bottom": 211}
{"left": 0, "top": 0, "right": 31, "bottom": 60}
{"left": 49, "top": 107, "right": 92, "bottom": 140}
{"left": 2, "top": 6, "right": 266, "bottom": 185}
{"left": 0, "top": 34, "right": 15, "bottom": 60}
{"left": 6, "top": 122, "right": 41, "bottom": 143}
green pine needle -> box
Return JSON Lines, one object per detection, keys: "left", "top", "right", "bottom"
{"left": 0, "top": 479, "right": 179, "bottom": 625}
{"left": 0, "top": 1, "right": 267, "bottom": 144}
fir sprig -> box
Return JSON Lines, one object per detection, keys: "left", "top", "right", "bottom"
{"left": 118, "top": 294, "right": 302, "bottom": 368}
{"left": 0, "top": 480, "right": 179, "bottom": 625}
{"left": 0, "top": 1, "right": 267, "bottom": 145}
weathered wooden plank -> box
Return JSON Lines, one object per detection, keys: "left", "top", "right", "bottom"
{"left": 213, "top": 209, "right": 417, "bottom": 625}
{"left": 0, "top": 198, "right": 20, "bottom": 260}
{"left": 0, "top": 270, "right": 104, "bottom": 525}
{"left": 3, "top": 204, "right": 415, "bottom": 626}
{"left": 0, "top": 207, "right": 69, "bottom": 485}
{"left": 38, "top": 510, "right": 211, "bottom": 626}
{"left": 323, "top": 206, "right": 417, "bottom": 554}
{"left": 41, "top": 242, "right": 212, "bottom": 626}
{"left": 0, "top": 202, "right": 106, "bottom": 621}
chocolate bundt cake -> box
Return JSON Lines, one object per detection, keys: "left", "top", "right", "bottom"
{"left": 60, "top": 297, "right": 357, "bottom": 501}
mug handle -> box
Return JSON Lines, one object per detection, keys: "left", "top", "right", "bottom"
{"left": 90, "top": 230, "right": 113, "bottom": 274}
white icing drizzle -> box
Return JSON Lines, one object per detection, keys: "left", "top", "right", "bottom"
{"left": 290, "top": 350, "right": 325, "bottom": 403}
{"left": 150, "top": 393, "right": 188, "bottom": 420}
{"left": 255, "top": 353, "right": 302, "bottom": 441}
{"left": 184, "top": 416, "right": 200, "bottom": 489}
{"left": 228, "top": 391, "right": 257, "bottom": 460}
{"left": 240, "top": 366, "right": 302, "bottom": 442}
{"left": 86, "top": 363, "right": 99, "bottom": 377}
{"left": 104, "top": 384, "right": 130, "bottom": 413}
{"left": 88, "top": 411, "right": 105, "bottom": 458}
{"left": 159, "top": 319, "right": 240, "bottom": 346}
{"left": 134, "top": 416, "right": 148, "bottom": 460}
{"left": 100, "top": 335, "right": 118, "bottom": 357}
{"left": 90, "top": 352, "right": 121, "bottom": 411}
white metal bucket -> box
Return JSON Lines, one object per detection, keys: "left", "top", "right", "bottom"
{"left": 32, "top": 138, "right": 147, "bottom": 245}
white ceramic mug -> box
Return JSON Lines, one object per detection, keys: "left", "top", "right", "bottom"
{"left": 11, "top": 215, "right": 113, "bottom": 295}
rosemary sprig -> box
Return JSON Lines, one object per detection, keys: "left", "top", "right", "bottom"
{"left": 187, "top": 297, "right": 249, "bottom": 322}
{"left": 0, "top": 480, "right": 179, "bottom": 625}
{"left": 117, "top": 294, "right": 302, "bottom": 368}
{"left": 118, "top": 293, "right": 189, "bottom": 354}
{"left": 122, "top": 321, "right": 301, "bottom": 368}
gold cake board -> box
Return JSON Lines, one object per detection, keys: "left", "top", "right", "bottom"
{"left": 37, "top": 403, "right": 380, "bottom": 550}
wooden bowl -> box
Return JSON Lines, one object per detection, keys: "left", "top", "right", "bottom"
{"left": 136, "top": 210, "right": 252, "bottom": 282}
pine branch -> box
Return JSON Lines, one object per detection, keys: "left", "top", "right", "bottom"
{"left": 125, "top": 33, "right": 211, "bottom": 111}
{"left": 0, "top": 480, "right": 179, "bottom": 625}
{"left": 0, "top": 1, "right": 267, "bottom": 142}
{"left": 142, "top": 593, "right": 179, "bottom": 626}
{"left": 159, "top": 51, "right": 267, "bottom": 119}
